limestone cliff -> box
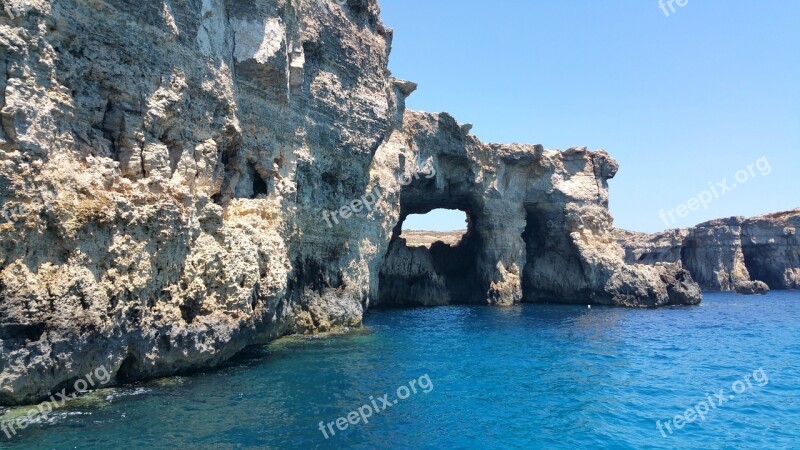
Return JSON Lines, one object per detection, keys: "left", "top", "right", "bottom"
{"left": 742, "top": 211, "right": 800, "bottom": 289}
{"left": 377, "top": 113, "right": 701, "bottom": 308}
{"left": 617, "top": 210, "right": 800, "bottom": 293}
{"left": 0, "top": 0, "right": 699, "bottom": 405}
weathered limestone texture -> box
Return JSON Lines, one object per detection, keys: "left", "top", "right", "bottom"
{"left": 618, "top": 210, "right": 800, "bottom": 293}
{"left": 377, "top": 112, "right": 701, "bottom": 309}
{"left": 741, "top": 210, "right": 800, "bottom": 290}
{"left": 0, "top": 0, "right": 699, "bottom": 405}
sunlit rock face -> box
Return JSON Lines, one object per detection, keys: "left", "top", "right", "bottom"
{"left": 741, "top": 210, "right": 800, "bottom": 290}
{"left": 681, "top": 218, "right": 769, "bottom": 294}
{"left": 0, "top": 0, "right": 699, "bottom": 405}
{"left": 617, "top": 210, "right": 800, "bottom": 294}
{"left": 376, "top": 112, "right": 701, "bottom": 309}
{"left": 0, "top": 0, "right": 400, "bottom": 405}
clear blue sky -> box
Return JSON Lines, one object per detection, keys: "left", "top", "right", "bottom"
{"left": 382, "top": 0, "right": 800, "bottom": 233}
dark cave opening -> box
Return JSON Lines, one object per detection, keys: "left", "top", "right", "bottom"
{"left": 521, "top": 207, "right": 547, "bottom": 302}
{"left": 252, "top": 172, "right": 269, "bottom": 198}
{"left": 742, "top": 244, "right": 780, "bottom": 289}
{"left": 520, "top": 206, "right": 587, "bottom": 304}
{"left": 115, "top": 353, "right": 140, "bottom": 383}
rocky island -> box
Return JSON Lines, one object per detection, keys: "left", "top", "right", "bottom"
{"left": 0, "top": 0, "right": 795, "bottom": 407}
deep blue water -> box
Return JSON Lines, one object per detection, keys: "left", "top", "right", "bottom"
{"left": 2, "top": 292, "right": 799, "bottom": 449}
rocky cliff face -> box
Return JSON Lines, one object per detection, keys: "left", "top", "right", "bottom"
{"left": 377, "top": 112, "right": 701, "bottom": 308}
{"left": 0, "top": 0, "right": 699, "bottom": 405}
{"left": 741, "top": 211, "right": 800, "bottom": 290}
{"left": 617, "top": 210, "right": 800, "bottom": 293}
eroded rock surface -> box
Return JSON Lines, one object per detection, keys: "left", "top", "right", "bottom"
{"left": 741, "top": 210, "right": 800, "bottom": 290}
{"left": 377, "top": 112, "right": 700, "bottom": 309}
{"left": 0, "top": 0, "right": 699, "bottom": 405}
{"left": 617, "top": 210, "right": 800, "bottom": 293}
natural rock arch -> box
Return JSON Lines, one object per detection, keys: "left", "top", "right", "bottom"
{"left": 0, "top": 0, "right": 700, "bottom": 406}
{"left": 373, "top": 111, "right": 701, "bottom": 308}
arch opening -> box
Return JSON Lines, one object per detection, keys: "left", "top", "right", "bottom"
{"left": 378, "top": 205, "right": 484, "bottom": 307}
{"left": 399, "top": 208, "right": 469, "bottom": 248}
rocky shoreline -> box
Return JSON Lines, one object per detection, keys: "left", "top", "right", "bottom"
{"left": 616, "top": 210, "right": 800, "bottom": 294}
{"left": 0, "top": 0, "right": 791, "bottom": 406}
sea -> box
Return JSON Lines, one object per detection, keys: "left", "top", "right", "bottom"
{"left": 2, "top": 292, "right": 799, "bottom": 449}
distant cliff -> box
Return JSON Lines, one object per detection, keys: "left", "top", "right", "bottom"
{"left": 617, "top": 210, "right": 800, "bottom": 293}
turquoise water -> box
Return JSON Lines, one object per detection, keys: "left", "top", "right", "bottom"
{"left": 2, "top": 292, "right": 799, "bottom": 449}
